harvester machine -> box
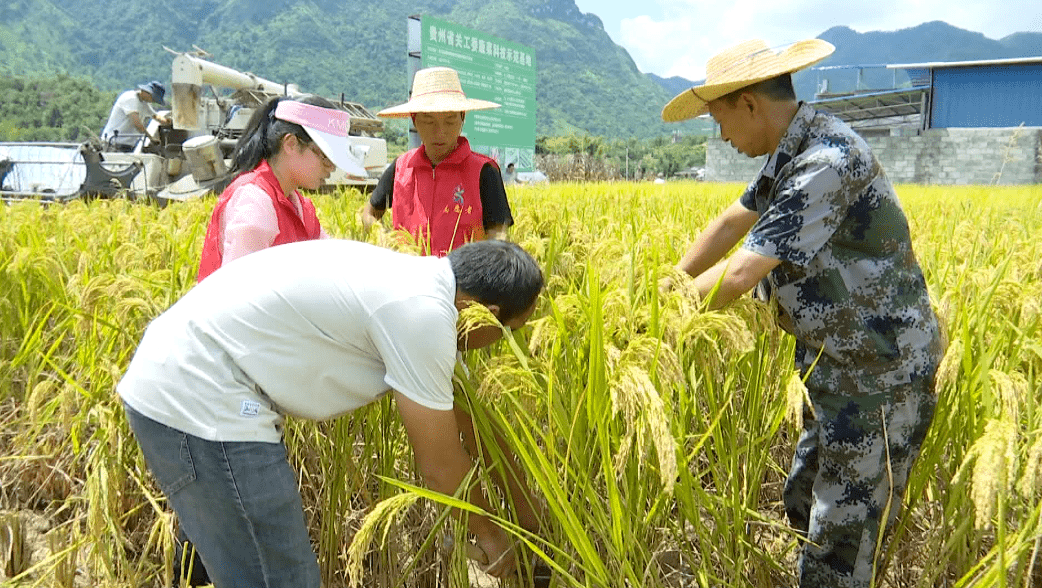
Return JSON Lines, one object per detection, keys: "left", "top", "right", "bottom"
{"left": 0, "top": 49, "right": 387, "bottom": 204}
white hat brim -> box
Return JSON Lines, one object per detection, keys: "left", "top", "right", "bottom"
{"left": 377, "top": 96, "right": 500, "bottom": 118}
{"left": 302, "top": 127, "right": 367, "bottom": 178}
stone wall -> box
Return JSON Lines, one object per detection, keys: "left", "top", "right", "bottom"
{"left": 706, "top": 127, "right": 1042, "bottom": 185}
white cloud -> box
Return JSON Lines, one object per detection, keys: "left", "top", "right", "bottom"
{"left": 616, "top": 0, "right": 1042, "bottom": 80}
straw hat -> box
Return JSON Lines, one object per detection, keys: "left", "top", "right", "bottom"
{"left": 377, "top": 67, "right": 500, "bottom": 118}
{"left": 661, "top": 39, "right": 835, "bottom": 122}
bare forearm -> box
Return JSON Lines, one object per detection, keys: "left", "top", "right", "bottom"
{"left": 396, "top": 393, "right": 515, "bottom": 576}
{"left": 361, "top": 202, "right": 384, "bottom": 230}
{"left": 676, "top": 226, "right": 735, "bottom": 278}
{"left": 677, "top": 201, "right": 759, "bottom": 278}
{"left": 456, "top": 407, "right": 542, "bottom": 532}
{"left": 485, "top": 224, "right": 508, "bottom": 241}
{"left": 422, "top": 457, "right": 502, "bottom": 548}
{"left": 692, "top": 259, "right": 744, "bottom": 310}
{"left": 693, "top": 250, "right": 781, "bottom": 310}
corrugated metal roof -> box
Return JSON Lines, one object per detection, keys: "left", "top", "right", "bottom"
{"left": 887, "top": 55, "right": 1042, "bottom": 70}
{"left": 811, "top": 86, "right": 929, "bottom": 129}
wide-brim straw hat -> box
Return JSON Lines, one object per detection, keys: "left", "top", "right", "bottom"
{"left": 378, "top": 67, "right": 500, "bottom": 118}
{"left": 661, "top": 38, "right": 835, "bottom": 122}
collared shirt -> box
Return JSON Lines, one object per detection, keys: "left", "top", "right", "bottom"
{"left": 738, "top": 102, "right": 943, "bottom": 395}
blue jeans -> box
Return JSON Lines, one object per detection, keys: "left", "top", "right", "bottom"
{"left": 124, "top": 404, "right": 320, "bottom": 588}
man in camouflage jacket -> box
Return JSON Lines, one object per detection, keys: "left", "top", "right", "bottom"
{"left": 661, "top": 39, "right": 944, "bottom": 588}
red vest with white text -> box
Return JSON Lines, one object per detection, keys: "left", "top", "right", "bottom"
{"left": 196, "top": 160, "right": 322, "bottom": 281}
{"left": 392, "top": 137, "right": 494, "bottom": 257}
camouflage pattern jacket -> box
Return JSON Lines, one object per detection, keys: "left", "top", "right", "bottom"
{"left": 739, "top": 102, "right": 944, "bottom": 396}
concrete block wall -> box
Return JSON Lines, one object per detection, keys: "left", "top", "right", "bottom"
{"left": 705, "top": 142, "right": 765, "bottom": 184}
{"left": 706, "top": 127, "right": 1042, "bottom": 185}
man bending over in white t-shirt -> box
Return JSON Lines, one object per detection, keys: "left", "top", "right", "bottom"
{"left": 118, "top": 238, "right": 544, "bottom": 587}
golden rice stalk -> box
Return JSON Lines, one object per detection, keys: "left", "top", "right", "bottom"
{"left": 931, "top": 292, "right": 956, "bottom": 346}
{"left": 514, "top": 234, "right": 547, "bottom": 261}
{"left": 474, "top": 355, "right": 543, "bottom": 403}
{"left": 610, "top": 363, "right": 678, "bottom": 493}
{"left": 617, "top": 336, "right": 684, "bottom": 391}
{"left": 599, "top": 291, "right": 633, "bottom": 342}
{"left": 966, "top": 418, "right": 1019, "bottom": 530}
{"left": 1019, "top": 290, "right": 1041, "bottom": 326}
{"left": 675, "top": 310, "right": 756, "bottom": 361}
{"left": 587, "top": 241, "right": 629, "bottom": 284}
{"left": 783, "top": 370, "right": 811, "bottom": 429}
{"left": 1017, "top": 432, "right": 1042, "bottom": 499}
{"left": 26, "top": 379, "right": 58, "bottom": 425}
{"left": 989, "top": 369, "right": 1028, "bottom": 424}
{"left": 933, "top": 337, "right": 962, "bottom": 394}
{"left": 47, "top": 526, "right": 80, "bottom": 588}
{"left": 525, "top": 316, "right": 558, "bottom": 358}
{"left": 0, "top": 512, "right": 30, "bottom": 578}
{"left": 367, "top": 227, "right": 424, "bottom": 256}
{"left": 546, "top": 293, "right": 588, "bottom": 333}
{"left": 457, "top": 302, "right": 502, "bottom": 345}
{"left": 604, "top": 343, "right": 623, "bottom": 376}
{"left": 346, "top": 492, "right": 422, "bottom": 588}
{"left": 657, "top": 266, "right": 703, "bottom": 320}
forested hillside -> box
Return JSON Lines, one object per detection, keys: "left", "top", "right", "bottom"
{"left": 0, "top": 75, "right": 113, "bottom": 141}
{"left": 0, "top": 0, "right": 699, "bottom": 139}
{"left": 4, "top": 0, "right": 1040, "bottom": 141}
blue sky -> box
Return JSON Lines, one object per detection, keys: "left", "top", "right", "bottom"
{"left": 572, "top": 0, "right": 1042, "bottom": 80}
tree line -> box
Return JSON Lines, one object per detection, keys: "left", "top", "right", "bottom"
{"left": 0, "top": 74, "right": 116, "bottom": 142}
{"left": 535, "top": 133, "right": 708, "bottom": 181}
{"left": 1, "top": 74, "right": 709, "bottom": 181}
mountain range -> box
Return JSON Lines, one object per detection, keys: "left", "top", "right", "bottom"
{"left": 2, "top": 0, "right": 1041, "bottom": 139}
{"left": 651, "top": 21, "right": 1042, "bottom": 101}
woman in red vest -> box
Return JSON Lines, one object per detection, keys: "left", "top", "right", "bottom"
{"left": 361, "top": 67, "right": 513, "bottom": 257}
{"left": 196, "top": 95, "right": 367, "bottom": 281}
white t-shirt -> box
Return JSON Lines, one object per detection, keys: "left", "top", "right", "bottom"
{"left": 101, "top": 90, "right": 157, "bottom": 146}
{"left": 118, "top": 240, "right": 459, "bottom": 443}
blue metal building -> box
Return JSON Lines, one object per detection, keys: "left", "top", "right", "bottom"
{"left": 715, "top": 56, "right": 1042, "bottom": 185}
{"left": 892, "top": 56, "right": 1042, "bottom": 128}
{"left": 809, "top": 56, "right": 1042, "bottom": 131}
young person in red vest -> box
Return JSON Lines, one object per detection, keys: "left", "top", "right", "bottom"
{"left": 361, "top": 67, "right": 546, "bottom": 576}
{"left": 196, "top": 95, "right": 367, "bottom": 282}
{"left": 361, "top": 67, "right": 513, "bottom": 257}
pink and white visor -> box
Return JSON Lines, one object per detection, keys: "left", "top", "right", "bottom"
{"left": 275, "top": 101, "right": 367, "bottom": 178}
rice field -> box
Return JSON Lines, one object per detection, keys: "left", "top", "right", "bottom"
{"left": 1, "top": 180, "right": 1041, "bottom": 587}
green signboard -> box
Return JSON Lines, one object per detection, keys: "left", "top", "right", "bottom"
{"left": 420, "top": 15, "right": 537, "bottom": 172}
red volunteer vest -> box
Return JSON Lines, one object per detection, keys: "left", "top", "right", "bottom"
{"left": 196, "top": 160, "right": 322, "bottom": 282}
{"left": 392, "top": 137, "right": 495, "bottom": 257}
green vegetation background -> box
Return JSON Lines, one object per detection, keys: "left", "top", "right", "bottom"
{"left": 0, "top": 73, "right": 709, "bottom": 178}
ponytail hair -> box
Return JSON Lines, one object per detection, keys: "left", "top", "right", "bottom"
{"left": 227, "top": 94, "right": 337, "bottom": 177}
